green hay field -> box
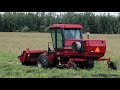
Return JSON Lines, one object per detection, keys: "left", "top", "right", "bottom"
{"left": 0, "top": 32, "right": 120, "bottom": 78}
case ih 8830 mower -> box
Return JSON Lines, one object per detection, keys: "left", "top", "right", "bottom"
{"left": 18, "top": 24, "right": 117, "bottom": 70}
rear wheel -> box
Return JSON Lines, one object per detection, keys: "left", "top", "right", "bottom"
{"left": 109, "top": 62, "right": 117, "bottom": 70}
{"left": 68, "top": 62, "right": 77, "bottom": 70}
{"left": 78, "top": 61, "right": 94, "bottom": 70}
{"left": 22, "top": 62, "right": 29, "bottom": 66}
{"left": 37, "top": 53, "right": 51, "bottom": 68}
{"left": 85, "top": 61, "right": 94, "bottom": 70}
{"left": 22, "top": 62, "right": 25, "bottom": 65}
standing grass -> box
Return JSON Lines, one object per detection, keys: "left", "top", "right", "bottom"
{"left": 0, "top": 32, "right": 120, "bottom": 78}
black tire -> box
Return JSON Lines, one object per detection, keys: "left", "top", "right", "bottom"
{"left": 78, "top": 61, "right": 94, "bottom": 70}
{"left": 69, "top": 62, "right": 78, "bottom": 70}
{"left": 22, "top": 62, "right": 25, "bottom": 65}
{"left": 85, "top": 61, "right": 94, "bottom": 70}
{"left": 109, "top": 62, "right": 117, "bottom": 70}
{"left": 22, "top": 62, "right": 29, "bottom": 66}
{"left": 37, "top": 53, "right": 51, "bottom": 68}
{"left": 77, "top": 62, "right": 86, "bottom": 69}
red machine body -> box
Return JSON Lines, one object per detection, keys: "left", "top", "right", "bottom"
{"left": 64, "top": 39, "right": 106, "bottom": 58}
{"left": 18, "top": 50, "right": 44, "bottom": 65}
{"left": 18, "top": 24, "right": 116, "bottom": 70}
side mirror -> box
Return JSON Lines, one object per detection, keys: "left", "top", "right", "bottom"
{"left": 48, "top": 42, "right": 52, "bottom": 54}
{"left": 87, "top": 32, "right": 90, "bottom": 39}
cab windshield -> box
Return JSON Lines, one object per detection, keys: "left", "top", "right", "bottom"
{"left": 63, "top": 29, "right": 81, "bottom": 39}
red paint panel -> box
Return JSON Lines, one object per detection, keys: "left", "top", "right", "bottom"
{"left": 64, "top": 39, "right": 81, "bottom": 47}
{"left": 49, "top": 24, "right": 83, "bottom": 29}
{"left": 84, "top": 40, "right": 106, "bottom": 52}
{"left": 18, "top": 50, "right": 44, "bottom": 63}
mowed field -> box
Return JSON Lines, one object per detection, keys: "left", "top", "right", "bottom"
{"left": 0, "top": 32, "right": 120, "bottom": 78}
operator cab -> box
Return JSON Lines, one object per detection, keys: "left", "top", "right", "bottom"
{"left": 48, "top": 24, "right": 83, "bottom": 50}
{"left": 64, "top": 29, "right": 82, "bottom": 39}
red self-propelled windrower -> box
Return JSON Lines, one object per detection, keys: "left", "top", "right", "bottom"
{"left": 18, "top": 24, "right": 117, "bottom": 70}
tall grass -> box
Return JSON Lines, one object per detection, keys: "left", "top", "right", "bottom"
{"left": 0, "top": 32, "right": 120, "bottom": 78}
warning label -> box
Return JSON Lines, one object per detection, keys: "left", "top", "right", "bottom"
{"left": 95, "top": 47, "right": 100, "bottom": 52}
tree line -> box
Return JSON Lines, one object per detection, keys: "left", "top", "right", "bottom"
{"left": 0, "top": 12, "right": 120, "bottom": 34}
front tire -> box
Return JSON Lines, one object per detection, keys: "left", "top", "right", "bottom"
{"left": 37, "top": 53, "right": 51, "bottom": 68}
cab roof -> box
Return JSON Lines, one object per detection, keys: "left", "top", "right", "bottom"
{"left": 48, "top": 24, "right": 83, "bottom": 29}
